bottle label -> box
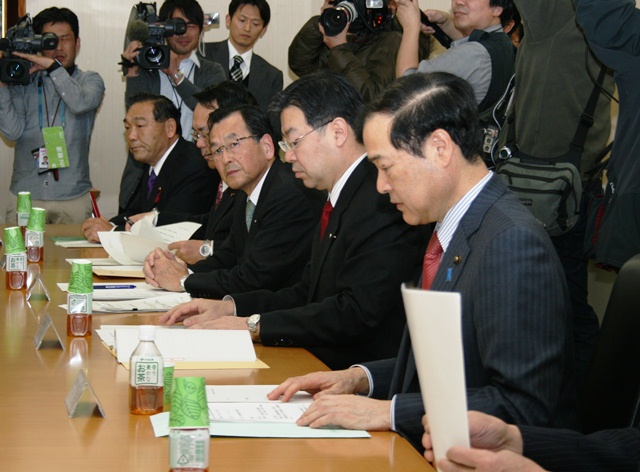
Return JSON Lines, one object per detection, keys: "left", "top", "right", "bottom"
{"left": 67, "top": 293, "right": 93, "bottom": 314}
{"left": 25, "top": 230, "right": 44, "bottom": 247}
{"left": 17, "top": 212, "right": 30, "bottom": 227}
{"left": 131, "top": 356, "right": 163, "bottom": 387}
{"left": 169, "top": 429, "right": 210, "bottom": 469}
{"left": 7, "top": 253, "right": 27, "bottom": 272}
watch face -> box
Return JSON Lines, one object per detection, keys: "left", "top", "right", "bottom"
{"left": 199, "top": 243, "right": 212, "bottom": 257}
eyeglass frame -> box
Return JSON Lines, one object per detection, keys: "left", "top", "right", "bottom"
{"left": 210, "top": 134, "right": 259, "bottom": 158}
{"left": 278, "top": 120, "right": 332, "bottom": 153}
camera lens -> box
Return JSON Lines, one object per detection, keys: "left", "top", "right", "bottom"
{"left": 144, "top": 46, "right": 166, "bottom": 67}
{"left": 5, "top": 61, "right": 28, "bottom": 81}
{"left": 320, "top": 9, "right": 350, "bottom": 37}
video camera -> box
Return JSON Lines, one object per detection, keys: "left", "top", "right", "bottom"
{"left": 320, "top": 0, "right": 393, "bottom": 36}
{"left": 0, "top": 14, "right": 58, "bottom": 85}
{"left": 125, "top": 2, "right": 187, "bottom": 69}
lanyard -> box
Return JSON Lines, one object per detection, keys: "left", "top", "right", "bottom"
{"left": 170, "top": 63, "right": 196, "bottom": 111}
{"left": 38, "top": 73, "right": 65, "bottom": 130}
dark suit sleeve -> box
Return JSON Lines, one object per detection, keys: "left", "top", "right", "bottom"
{"left": 521, "top": 425, "right": 640, "bottom": 472}
{"left": 288, "top": 16, "right": 327, "bottom": 77}
{"left": 184, "top": 170, "right": 321, "bottom": 299}
{"left": 573, "top": 0, "right": 640, "bottom": 56}
{"left": 175, "top": 59, "right": 226, "bottom": 110}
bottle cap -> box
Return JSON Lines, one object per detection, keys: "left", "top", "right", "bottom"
{"left": 4, "top": 227, "right": 26, "bottom": 254}
{"left": 26, "top": 207, "right": 46, "bottom": 232}
{"left": 138, "top": 325, "right": 156, "bottom": 341}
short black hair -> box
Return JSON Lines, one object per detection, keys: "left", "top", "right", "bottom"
{"left": 33, "top": 7, "right": 79, "bottom": 39}
{"left": 498, "top": 0, "right": 519, "bottom": 29}
{"left": 228, "top": 0, "right": 271, "bottom": 27}
{"left": 208, "top": 104, "right": 274, "bottom": 147}
{"left": 194, "top": 81, "right": 258, "bottom": 110}
{"left": 270, "top": 71, "right": 364, "bottom": 142}
{"left": 128, "top": 93, "right": 182, "bottom": 136}
{"left": 364, "top": 72, "right": 482, "bottom": 162}
{"left": 159, "top": 0, "right": 204, "bottom": 32}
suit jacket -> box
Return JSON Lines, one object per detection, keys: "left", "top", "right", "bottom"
{"left": 202, "top": 40, "right": 283, "bottom": 115}
{"left": 184, "top": 159, "right": 325, "bottom": 298}
{"left": 364, "top": 175, "right": 579, "bottom": 450}
{"left": 232, "top": 159, "right": 426, "bottom": 370}
{"left": 156, "top": 171, "right": 237, "bottom": 249}
{"left": 520, "top": 424, "right": 640, "bottom": 471}
{"left": 110, "top": 138, "right": 217, "bottom": 227}
{"left": 119, "top": 58, "right": 226, "bottom": 212}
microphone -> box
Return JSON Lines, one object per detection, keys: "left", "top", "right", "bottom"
{"left": 419, "top": 12, "right": 452, "bottom": 49}
{"left": 0, "top": 38, "right": 12, "bottom": 51}
{"left": 127, "top": 20, "right": 149, "bottom": 43}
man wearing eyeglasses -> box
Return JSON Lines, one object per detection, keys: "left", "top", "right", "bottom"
{"left": 144, "top": 104, "right": 325, "bottom": 299}
{"left": 159, "top": 72, "right": 425, "bottom": 370}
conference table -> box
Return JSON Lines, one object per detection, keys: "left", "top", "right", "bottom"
{"left": 0, "top": 225, "right": 434, "bottom": 471}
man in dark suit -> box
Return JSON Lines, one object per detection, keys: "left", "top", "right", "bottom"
{"left": 127, "top": 82, "right": 259, "bottom": 265}
{"left": 119, "top": 0, "right": 226, "bottom": 213}
{"left": 267, "top": 73, "right": 579, "bottom": 450}
{"left": 81, "top": 94, "right": 216, "bottom": 242}
{"left": 423, "top": 411, "right": 640, "bottom": 472}
{"left": 144, "top": 104, "right": 324, "bottom": 297}
{"left": 159, "top": 72, "right": 424, "bottom": 370}
{"left": 202, "top": 0, "right": 283, "bottom": 117}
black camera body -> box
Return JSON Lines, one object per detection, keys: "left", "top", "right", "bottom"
{"left": 127, "top": 3, "right": 187, "bottom": 69}
{"left": 0, "top": 14, "right": 59, "bottom": 85}
{"left": 320, "top": 0, "right": 393, "bottom": 37}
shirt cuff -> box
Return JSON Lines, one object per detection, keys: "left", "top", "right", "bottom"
{"left": 222, "top": 295, "right": 238, "bottom": 316}
{"left": 389, "top": 394, "right": 397, "bottom": 432}
{"left": 350, "top": 364, "right": 374, "bottom": 397}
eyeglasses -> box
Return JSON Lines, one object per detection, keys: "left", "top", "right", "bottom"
{"left": 278, "top": 120, "right": 332, "bottom": 153}
{"left": 191, "top": 131, "right": 208, "bottom": 141}
{"left": 211, "top": 134, "right": 258, "bottom": 157}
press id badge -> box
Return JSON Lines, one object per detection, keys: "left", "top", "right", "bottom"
{"left": 33, "top": 146, "right": 50, "bottom": 174}
{"left": 42, "top": 126, "right": 70, "bottom": 169}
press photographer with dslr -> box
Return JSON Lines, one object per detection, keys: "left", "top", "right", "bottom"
{"left": 288, "top": 0, "right": 405, "bottom": 102}
{"left": 0, "top": 7, "right": 105, "bottom": 224}
{"left": 118, "top": 0, "right": 225, "bottom": 218}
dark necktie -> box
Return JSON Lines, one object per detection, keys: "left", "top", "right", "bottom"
{"left": 320, "top": 200, "right": 333, "bottom": 239}
{"left": 147, "top": 170, "right": 157, "bottom": 199}
{"left": 421, "top": 231, "right": 443, "bottom": 290}
{"left": 245, "top": 200, "right": 255, "bottom": 231}
{"left": 215, "top": 181, "right": 224, "bottom": 209}
{"left": 230, "top": 55, "right": 244, "bottom": 82}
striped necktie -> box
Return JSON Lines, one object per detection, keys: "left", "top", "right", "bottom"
{"left": 230, "top": 55, "right": 244, "bottom": 82}
{"left": 421, "top": 231, "right": 443, "bottom": 290}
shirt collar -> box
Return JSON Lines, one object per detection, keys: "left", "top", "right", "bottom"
{"left": 247, "top": 163, "right": 272, "bottom": 206}
{"left": 227, "top": 39, "right": 253, "bottom": 70}
{"left": 151, "top": 138, "right": 179, "bottom": 176}
{"left": 328, "top": 153, "right": 367, "bottom": 207}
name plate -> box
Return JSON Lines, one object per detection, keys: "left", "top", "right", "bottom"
{"left": 64, "top": 369, "right": 107, "bottom": 418}
{"left": 33, "top": 313, "right": 64, "bottom": 350}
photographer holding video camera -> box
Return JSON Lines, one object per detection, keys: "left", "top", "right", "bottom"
{"left": 118, "top": 0, "right": 225, "bottom": 216}
{"left": 0, "top": 7, "right": 105, "bottom": 224}
{"left": 289, "top": 0, "right": 418, "bottom": 102}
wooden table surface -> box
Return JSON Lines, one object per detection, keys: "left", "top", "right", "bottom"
{"left": 0, "top": 225, "right": 433, "bottom": 471}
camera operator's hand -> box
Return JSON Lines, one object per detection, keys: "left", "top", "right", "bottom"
{"left": 395, "top": 0, "right": 422, "bottom": 35}
{"left": 320, "top": 0, "right": 334, "bottom": 12}
{"left": 161, "top": 51, "right": 183, "bottom": 83}
{"left": 122, "top": 40, "right": 142, "bottom": 77}
{"left": 319, "top": 21, "right": 349, "bottom": 49}
{"left": 11, "top": 51, "right": 56, "bottom": 74}
{"left": 422, "top": 10, "right": 462, "bottom": 41}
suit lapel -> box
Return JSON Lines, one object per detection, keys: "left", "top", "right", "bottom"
{"left": 247, "top": 159, "right": 282, "bottom": 237}
{"left": 308, "top": 159, "right": 370, "bottom": 297}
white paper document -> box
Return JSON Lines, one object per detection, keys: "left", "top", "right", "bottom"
{"left": 206, "top": 385, "right": 312, "bottom": 403}
{"left": 55, "top": 239, "right": 102, "bottom": 248}
{"left": 66, "top": 257, "right": 119, "bottom": 266}
{"left": 209, "top": 402, "right": 310, "bottom": 423}
{"left": 97, "top": 220, "right": 201, "bottom": 265}
{"left": 114, "top": 328, "right": 257, "bottom": 363}
{"left": 58, "top": 282, "right": 166, "bottom": 300}
{"left": 59, "top": 292, "right": 190, "bottom": 313}
{"left": 401, "top": 285, "right": 470, "bottom": 472}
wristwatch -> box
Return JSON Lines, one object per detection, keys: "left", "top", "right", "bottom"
{"left": 179, "top": 275, "right": 189, "bottom": 292}
{"left": 247, "top": 314, "right": 261, "bottom": 342}
{"left": 199, "top": 240, "right": 214, "bottom": 257}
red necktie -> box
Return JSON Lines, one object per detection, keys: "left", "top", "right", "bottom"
{"left": 320, "top": 200, "right": 333, "bottom": 239}
{"left": 422, "top": 231, "right": 443, "bottom": 290}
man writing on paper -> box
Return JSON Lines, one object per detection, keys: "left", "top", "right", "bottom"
{"left": 0, "top": 7, "right": 105, "bottom": 224}
{"left": 144, "top": 104, "right": 324, "bottom": 298}
{"left": 267, "top": 73, "right": 579, "bottom": 451}
{"left": 159, "top": 72, "right": 425, "bottom": 370}
{"left": 81, "top": 94, "right": 216, "bottom": 242}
